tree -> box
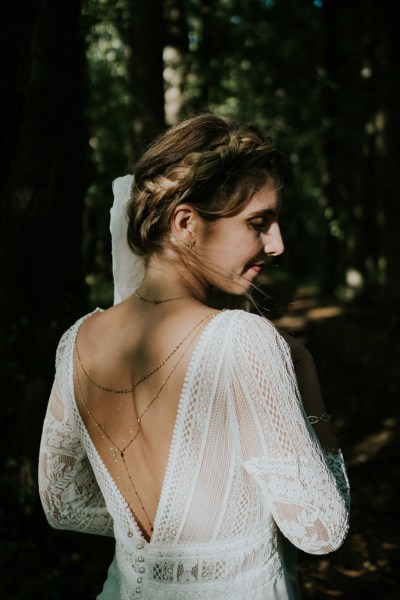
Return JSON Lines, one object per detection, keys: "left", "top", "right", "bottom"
{"left": 0, "top": 0, "right": 88, "bottom": 522}
{"left": 377, "top": 0, "right": 400, "bottom": 311}
{"left": 119, "top": 0, "right": 166, "bottom": 159}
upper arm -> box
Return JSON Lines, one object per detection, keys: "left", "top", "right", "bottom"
{"left": 38, "top": 328, "right": 113, "bottom": 537}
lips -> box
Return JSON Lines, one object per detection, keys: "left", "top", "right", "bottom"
{"left": 245, "top": 263, "right": 264, "bottom": 273}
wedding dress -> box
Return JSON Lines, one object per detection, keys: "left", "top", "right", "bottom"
{"left": 38, "top": 177, "right": 350, "bottom": 599}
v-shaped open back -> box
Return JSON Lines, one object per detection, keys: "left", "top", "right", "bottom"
{"left": 40, "top": 307, "right": 350, "bottom": 599}
{"left": 72, "top": 310, "right": 219, "bottom": 543}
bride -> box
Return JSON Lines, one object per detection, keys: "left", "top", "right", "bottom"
{"left": 39, "top": 113, "right": 350, "bottom": 599}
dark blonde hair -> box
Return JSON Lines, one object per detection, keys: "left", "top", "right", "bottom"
{"left": 127, "top": 113, "right": 289, "bottom": 256}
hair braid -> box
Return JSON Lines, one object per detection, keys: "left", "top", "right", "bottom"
{"left": 127, "top": 114, "right": 289, "bottom": 256}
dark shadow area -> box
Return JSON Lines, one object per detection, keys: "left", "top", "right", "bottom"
{"left": 279, "top": 289, "right": 400, "bottom": 599}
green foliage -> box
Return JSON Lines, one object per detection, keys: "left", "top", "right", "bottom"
{"left": 83, "top": 0, "right": 134, "bottom": 176}
{"left": 81, "top": 0, "right": 135, "bottom": 307}
{"left": 81, "top": 0, "right": 397, "bottom": 305}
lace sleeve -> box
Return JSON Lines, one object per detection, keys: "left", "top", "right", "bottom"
{"left": 230, "top": 314, "right": 350, "bottom": 555}
{"left": 38, "top": 332, "right": 114, "bottom": 537}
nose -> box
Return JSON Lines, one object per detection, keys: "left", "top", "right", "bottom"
{"left": 262, "top": 222, "right": 284, "bottom": 256}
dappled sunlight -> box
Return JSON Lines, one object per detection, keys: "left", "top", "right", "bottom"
{"left": 273, "top": 286, "right": 346, "bottom": 333}
{"left": 347, "top": 421, "right": 397, "bottom": 467}
{"left": 307, "top": 306, "right": 345, "bottom": 320}
{"left": 277, "top": 286, "right": 400, "bottom": 598}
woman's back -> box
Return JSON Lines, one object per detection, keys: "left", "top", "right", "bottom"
{"left": 74, "top": 298, "right": 218, "bottom": 541}
{"left": 41, "top": 307, "right": 349, "bottom": 599}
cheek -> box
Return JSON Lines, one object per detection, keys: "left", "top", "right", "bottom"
{"left": 229, "top": 239, "right": 261, "bottom": 268}
{"left": 199, "top": 223, "right": 259, "bottom": 262}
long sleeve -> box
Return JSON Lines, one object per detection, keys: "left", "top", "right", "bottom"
{"left": 229, "top": 313, "right": 350, "bottom": 555}
{"left": 38, "top": 329, "right": 114, "bottom": 537}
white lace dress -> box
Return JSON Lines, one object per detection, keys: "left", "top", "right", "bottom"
{"left": 39, "top": 309, "right": 350, "bottom": 600}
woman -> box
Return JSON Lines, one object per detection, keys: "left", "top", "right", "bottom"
{"left": 39, "top": 113, "right": 350, "bottom": 599}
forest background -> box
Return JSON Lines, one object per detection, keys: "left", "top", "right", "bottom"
{"left": 1, "top": 0, "right": 399, "bottom": 598}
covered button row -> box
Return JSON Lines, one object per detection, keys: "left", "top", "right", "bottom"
{"left": 134, "top": 534, "right": 146, "bottom": 594}
{"left": 136, "top": 541, "right": 145, "bottom": 594}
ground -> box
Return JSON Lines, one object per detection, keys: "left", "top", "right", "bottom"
{"left": 276, "top": 288, "right": 400, "bottom": 599}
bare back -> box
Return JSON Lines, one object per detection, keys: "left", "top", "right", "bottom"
{"left": 73, "top": 296, "right": 218, "bottom": 540}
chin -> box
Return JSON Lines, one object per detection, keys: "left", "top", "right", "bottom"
{"left": 223, "top": 280, "right": 253, "bottom": 296}
{"left": 208, "top": 270, "right": 254, "bottom": 296}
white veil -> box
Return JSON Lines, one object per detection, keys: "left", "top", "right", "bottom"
{"left": 110, "top": 175, "right": 145, "bottom": 305}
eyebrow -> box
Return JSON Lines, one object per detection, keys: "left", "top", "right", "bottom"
{"left": 247, "top": 208, "right": 278, "bottom": 219}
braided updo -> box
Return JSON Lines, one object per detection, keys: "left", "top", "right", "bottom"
{"left": 127, "top": 113, "right": 289, "bottom": 257}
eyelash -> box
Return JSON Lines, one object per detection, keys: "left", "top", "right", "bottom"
{"left": 249, "top": 220, "right": 268, "bottom": 232}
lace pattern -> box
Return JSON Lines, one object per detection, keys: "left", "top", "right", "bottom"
{"left": 39, "top": 309, "right": 350, "bottom": 599}
{"left": 229, "top": 313, "right": 350, "bottom": 555}
{"left": 39, "top": 319, "right": 114, "bottom": 537}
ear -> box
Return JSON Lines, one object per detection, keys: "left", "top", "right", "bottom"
{"left": 171, "top": 204, "right": 197, "bottom": 245}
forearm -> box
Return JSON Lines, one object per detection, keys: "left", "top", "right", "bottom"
{"left": 278, "top": 329, "right": 339, "bottom": 452}
{"left": 39, "top": 438, "right": 114, "bottom": 537}
{"left": 39, "top": 377, "right": 114, "bottom": 537}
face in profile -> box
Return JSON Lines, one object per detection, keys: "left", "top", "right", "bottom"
{"left": 193, "top": 180, "right": 284, "bottom": 295}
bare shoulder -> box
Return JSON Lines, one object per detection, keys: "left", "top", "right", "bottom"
{"left": 77, "top": 298, "right": 222, "bottom": 362}
{"left": 75, "top": 301, "right": 132, "bottom": 363}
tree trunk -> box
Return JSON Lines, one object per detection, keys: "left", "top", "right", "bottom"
{"left": 319, "top": 0, "right": 342, "bottom": 295}
{"left": 378, "top": 1, "right": 400, "bottom": 312}
{"left": 127, "top": 0, "right": 166, "bottom": 160}
{"left": 164, "top": 0, "right": 189, "bottom": 123}
{"left": 320, "top": 1, "right": 376, "bottom": 299}
{"left": 0, "top": 0, "right": 87, "bottom": 499}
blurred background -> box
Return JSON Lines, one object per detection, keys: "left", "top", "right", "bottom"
{"left": 1, "top": 0, "right": 399, "bottom": 597}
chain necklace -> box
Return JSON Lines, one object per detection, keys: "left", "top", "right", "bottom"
{"left": 134, "top": 289, "right": 202, "bottom": 305}
{"left": 74, "top": 313, "right": 215, "bottom": 539}
{"left": 74, "top": 316, "right": 207, "bottom": 394}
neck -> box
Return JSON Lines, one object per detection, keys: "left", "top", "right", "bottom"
{"left": 138, "top": 254, "right": 210, "bottom": 304}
